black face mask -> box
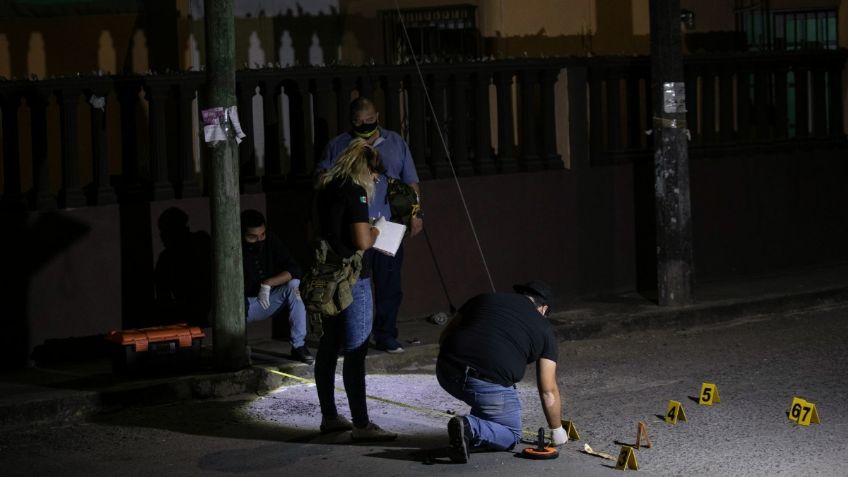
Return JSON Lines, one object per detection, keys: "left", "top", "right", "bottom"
{"left": 352, "top": 121, "right": 379, "bottom": 138}
{"left": 244, "top": 240, "right": 265, "bottom": 254}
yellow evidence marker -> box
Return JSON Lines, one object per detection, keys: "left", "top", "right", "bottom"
{"left": 561, "top": 420, "right": 581, "bottom": 441}
{"left": 665, "top": 400, "right": 688, "bottom": 424}
{"left": 635, "top": 421, "right": 652, "bottom": 449}
{"left": 789, "top": 397, "right": 821, "bottom": 426}
{"left": 615, "top": 445, "right": 639, "bottom": 471}
{"left": 699, "top": 382, "right": 720, "bottom": 406}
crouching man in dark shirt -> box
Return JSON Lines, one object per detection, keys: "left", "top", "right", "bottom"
{"left": 241, "top": 209, "right": 313, "bottom": 364}
{"left": 436, "top": 280, "right": 567, "bottom": 463}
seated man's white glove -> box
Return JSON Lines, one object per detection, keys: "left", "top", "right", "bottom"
{"left": 258, "top": 284, "right": 271, "bottom": 310}
{"left": 551, "top": 426, "right": 568, "bottom": 446}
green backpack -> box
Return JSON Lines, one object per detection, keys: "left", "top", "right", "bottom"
{"left": 301, "top": 240, "right": 363, "bottom": 317}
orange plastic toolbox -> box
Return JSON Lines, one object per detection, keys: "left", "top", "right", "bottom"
{"left": 105, "top": 323, "right": 205, "bottom": 373}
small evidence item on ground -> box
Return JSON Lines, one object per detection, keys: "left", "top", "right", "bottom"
{"left": 698, "top": 382, "right": 721, "bottom": 406}
{"left": 581, "top": 443, "right": 615, "bottom": 460}
{"left": 788, "top": 396, "right": 821, "bottom": 426}
{"left": 520, "top": 427, "right": 559, "bottom": 460}
{"left": 104, "top": 323, "right": 205, "bottom": 374}
{"left": 665, "top": 400, "right": 688, "bottom": 424}
{"left": 429, "top": 311, "right": 450, "bottom": 325}
{"left": 615, "top": 445, "right": 639, "bottom": 471}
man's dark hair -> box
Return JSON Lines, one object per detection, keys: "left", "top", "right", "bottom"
{"left": 158, "top": 207, "right": 189, "bottom": 233}
{"left": 350, "top": 96, "right": 375, "bottom": 120}
{"left": 240, "top": 209, "right": 266, "bottom": 235}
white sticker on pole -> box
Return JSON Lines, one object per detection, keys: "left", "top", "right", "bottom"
{"left": 202, "top": 106, "right": 247, "bottom": 144}
{"left": 663, "top": 82, "right": 686, "bottom": 114}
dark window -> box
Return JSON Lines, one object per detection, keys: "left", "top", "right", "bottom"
{"left": 379, "top": 4, "right": 478, "bottom": 64}
{"left": 735, "top": 1, "right": 837, "bottom": 51}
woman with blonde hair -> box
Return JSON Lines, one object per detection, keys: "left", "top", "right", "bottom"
{"left": 313, "top": 138, "right": 396, "bottom": 441}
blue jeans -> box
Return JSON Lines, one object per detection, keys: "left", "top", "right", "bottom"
{"left": 245, "top": 279, "right": 307, "bottom": 348}
{"left": 315, "top": 278, "right": 373, "bottom": 427}
{"left": 436, "top": 359, "right": 522, "bottom": 451}
{"left": 372, "top": 244, "right": 404, "bottom": 346}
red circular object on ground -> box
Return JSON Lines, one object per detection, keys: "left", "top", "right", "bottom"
{"left": 521, "top": 446, "right": 560, "bottom": 460}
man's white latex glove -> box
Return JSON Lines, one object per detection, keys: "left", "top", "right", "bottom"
{"left": 258, "top": 284, "right": 271, "bottom": 310}
{"left": 551, "top": 426, "right": 568, "bottom": 446}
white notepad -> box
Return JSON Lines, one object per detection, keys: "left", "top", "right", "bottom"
{"left": 372, "top": 218, "right": 406, "bottom": 256}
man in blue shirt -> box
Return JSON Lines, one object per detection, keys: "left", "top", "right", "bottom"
{"left": 317, "top": 97, "right": 423, "bottom": 353}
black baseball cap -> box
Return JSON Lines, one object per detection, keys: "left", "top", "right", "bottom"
{"left": 512, "top": 280, "right": 553, "bottom": 306}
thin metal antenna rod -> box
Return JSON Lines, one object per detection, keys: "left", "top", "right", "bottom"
{"left": 393, "top": 1, "right": 496, "bottom": 293}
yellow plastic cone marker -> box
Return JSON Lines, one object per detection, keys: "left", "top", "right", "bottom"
{"left": 615, "top": 445, "right": 639, "bottom": 471}
{"left": 562, "top": 420, "right": 581, "bottom": 441}
{"left": 699, "top": 382, "right": 720, "bottom": 406}
{"left": 635, "top": 421, "right": 652, "bottom": 449}
{"left": 665, "top": 400, "right": 688, "bottom": 424}
{"left": 790, "top": 397, "right": 821, "bottom": 426}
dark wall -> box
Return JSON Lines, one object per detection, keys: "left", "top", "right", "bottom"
{"left": 690, "top": 146, "right": 848, "bottom": 278}
{"left": 8, "top": 143, "right": 848, "bottom": 361}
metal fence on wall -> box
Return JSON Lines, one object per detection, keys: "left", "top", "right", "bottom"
{"left": 0, "top": 50, "right": 845, "bottom": 211}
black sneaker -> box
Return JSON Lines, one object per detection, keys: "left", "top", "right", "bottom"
{"left": 375, "top": 339, "right": 405, "bottom": 354}
{"left": 447, "top": 416, "right": 471, "bottom": 463}
{"left": 291, "top": 345, "right": 315, "bottom": 365}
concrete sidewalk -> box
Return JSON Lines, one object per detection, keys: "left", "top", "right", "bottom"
{"left": 2, "top": 263, "right": 847, "bottom": 430}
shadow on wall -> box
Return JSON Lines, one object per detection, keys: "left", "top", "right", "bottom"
{"left": 153, "top": 207, "right": 212, "bottom": 328}
{"left": 0, "top": 205, "right": 90, "bottom": 370}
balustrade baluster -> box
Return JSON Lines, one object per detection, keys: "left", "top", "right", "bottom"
{"left": 520, "top": 68, "right": 542, "bottom": 170}
{"left": 473, "top": 71, "right": 496, "bottom": 175}
{"left": 177, "top": 77, "right": 202, "bottom": 198}
{"left": 625, "top": 70, "right": 643, "bottom": 150}
{"left": 794, "top": 64, "right": 809, "bottom": 137}
{"left": 773, "top": 65, "right": 789, "bottom": 139}
{"left": 236, "top": 75, "right": 261, "bottom": 193}
{"left": 57, "top": 87, "right": 87, "bottom": 208}
{"left": 86, "top": 79, "right": 117, "bottom": 205}
{"left": 407, "top": 76, "right": 430, "bottom": 179}
{"left": 1, "top": 88, "right": 24, "bottom": 206}
{"left": 754, "top": 67, "right": 771, "bottom": 140}
{"left": 27, "top": 85, "right": 55, "bottom": 209}
{"left": 567, "top": 65, "right": 589, "bottom": 170}
{"left": 260, "top": 78, "right": 284, "bottom": 190}
{"left": 702, "top": 70, "right": 717, "bottom": 144}
{"left": 451, "top": 72, "right": 473, "bottom": 176}
{"left": 144, "top": 80, "right": 174, "bottom": 200}
{"left": 495, "top": 71, "right": 517, "bottom": 172}
{"left": 736, "top": 70, "right": 752, "bottom": 141}
{"left": 606, "top": 70, "right": 623, "bottom": 152}
{"left": 811, "top": 66, "right": 827, "bottom": 138}
{"left": 588, "top": 68, "right": 604, "bottom": 165}
{"left": 335, "top": 75, "right": 356, "bottom": 136}
{"left": 827, "top": 62, "right": 844, "bottom": 136}
{"left": 382, "top": 74, "right": 402, "bottom": 134}
{"left": 718, "top": 68, "right": 735, "bottom": 143}
{"left": 684, "top": 66, "right": 700, "bottom": 145}
{"left": 428, "top": 74, "right": 450, "bottom": 178}
{"left": 115, "top": 79, "right": 143, "bottom": 200}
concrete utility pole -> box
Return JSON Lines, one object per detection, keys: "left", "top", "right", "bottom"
{"left": 204, "top": 0, "right": 248, "bottom": 370}
{"left": 649, "top": 0, "right": 694, "bottom": 306}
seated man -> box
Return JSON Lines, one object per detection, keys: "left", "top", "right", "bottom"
{"left": 241, "top": 209, "right": 313, "bottom": 364}
{"left": 436, "top": 280, "right": 567, "bottom": 463}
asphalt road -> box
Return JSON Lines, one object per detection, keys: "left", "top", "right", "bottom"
{"left": 2, "top": 304, "right": 846, "bottom": 476}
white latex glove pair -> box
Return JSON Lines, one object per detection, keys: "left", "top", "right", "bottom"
{"left": 550, "top": 426, "right": 569, "bottom": 446}
{"left": 258, "top": 284, "right": 271, "bottom": 310}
